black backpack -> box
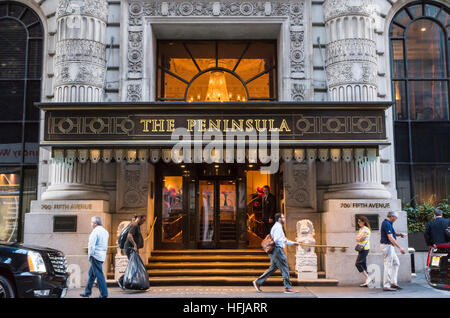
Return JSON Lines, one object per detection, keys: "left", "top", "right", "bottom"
{"left": 118, "top": 223, "right": 133, "bottom": 249}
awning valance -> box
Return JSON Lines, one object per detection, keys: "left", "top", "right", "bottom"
{"left": 51, "top": 147, "right": 379, "bottom": 165}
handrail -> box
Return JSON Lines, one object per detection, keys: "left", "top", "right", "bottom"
{"left": 298, "top": 242, "right": 348, "bottom": 252}
{"left": 162, "top": 215, "right": 183, "bottom": 226}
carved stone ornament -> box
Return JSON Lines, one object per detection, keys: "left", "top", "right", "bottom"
{"left": 126, "top": 1, "right": 306, "bottom": 102}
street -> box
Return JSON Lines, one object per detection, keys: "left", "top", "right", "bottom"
{"left": 66, "top": 273, "right": 449, "bottom": 298}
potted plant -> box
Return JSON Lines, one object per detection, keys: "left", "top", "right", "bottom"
{"left": 405, "top": 199, "right": 449, "bottom": 251}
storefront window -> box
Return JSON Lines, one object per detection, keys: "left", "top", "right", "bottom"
{"left": 162, "top": 176, "right": 184, "bottom": 243}
{"left": 157, "top": 40, "right": 277, "bottom": 101}
{"left": 0, "top": 2, "right": 43, "bottom": 242}
{"left": 0, "top": 170, "right": 20, "bottom": 242}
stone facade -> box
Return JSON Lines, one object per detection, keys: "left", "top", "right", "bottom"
{"left": 14, "top": 0, "right": 429, "bottom": 286}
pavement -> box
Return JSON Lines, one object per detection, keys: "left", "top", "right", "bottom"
{"left": 66, "top": 273, "right": 449, "bottom": 298}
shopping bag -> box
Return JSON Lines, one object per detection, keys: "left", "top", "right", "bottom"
{"left": 122, "top": 250, "right": 150, "bottom": 290}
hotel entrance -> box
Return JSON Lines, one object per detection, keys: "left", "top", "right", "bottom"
{"left": 155, "top": 163, "right": 275, "bottom": 250}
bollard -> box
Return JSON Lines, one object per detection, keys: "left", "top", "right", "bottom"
{"left": 408, "top": 247, "right": 416, "bottom": 278}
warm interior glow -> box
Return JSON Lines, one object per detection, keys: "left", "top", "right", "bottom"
{"left": 205, "top": 71, "right": 229, "bottom": 102}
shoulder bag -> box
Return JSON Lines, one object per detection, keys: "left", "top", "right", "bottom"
{"left": 261, "top": 234, "right": 275, "bottom": 254}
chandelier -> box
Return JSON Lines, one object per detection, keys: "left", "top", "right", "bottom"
{"left": 205, "top": 71, "right": 230, "bottom": 102}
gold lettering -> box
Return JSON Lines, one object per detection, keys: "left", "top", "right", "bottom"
{"left": 279, "top": 119, "right": 291, "bottom": 132}
{"left": 231, "top": 119, "right": 244, "bottom": 132}
{"left": 140, "top": 119, "right": 151, "bottom": 133}
{"left": 167, "top": 119, "right": 175, "bottom": 132}
{"left": 268, "top": 119, "right": 276, "bottom": 132}
{"left": 255, "top": 119, "right": 267, "bottom": 132}
{"left": 223, "top": 119, "right": 229, "bottom": 132}
{"left": 152, "top": 119, "right": 165, "bottom": 132}
{"left": 209, "top": 119, "right": 221, "bottom": 132}
{"left": 245, "top": 119, "right": 254, "bottom": 131}
{"left": 187, "top": 119, "right": 196, "bottom": 132}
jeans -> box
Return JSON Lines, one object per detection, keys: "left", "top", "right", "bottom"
{"left": 84, "top": 256, "right": 108, "bottom": 298}
{"left": 256, "top": 247, "right": 292, "bottom": 289}
{"left": 382, "top": 244, "right": 400, "bottom": 288}
{"left": 355, "top": 249, "right": 369, "bottom": 273}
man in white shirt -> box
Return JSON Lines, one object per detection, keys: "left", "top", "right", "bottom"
{"left": 80, "top": 216, "right": 109, "bottom": 298}
{"left": 253, "top": 213, "right": 299, "bottom": 293}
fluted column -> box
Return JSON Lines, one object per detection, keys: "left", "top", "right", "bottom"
{"left": 43, "top": 0, "right": 109, "bottom": 201}
{"left": 323, "top": 1, "right": 389, "bottom": 199}
{"left": 54, "top": 0, "right": 108, "bottom": 101}
{"left": 324, "top": 0, "right": 378, "bottom": 101}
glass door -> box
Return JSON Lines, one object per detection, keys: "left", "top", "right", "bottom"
{"left": 219, "top": 180, "right": 237, "bottom": 243}
{"left": 197, "top": 179, "right": 238, "bottom": 248}
{"left": 198, "top": 180, "right": 215, "bottom": 248}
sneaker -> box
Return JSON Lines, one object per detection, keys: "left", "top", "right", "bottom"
{"left": 79, "top": 293, "right": 90, "bottom": 298}
{"left": 252, "top": 280, "right": 262, "bottom": 293}
{"left": 359, "top": 283, "right": 369, "bottom": 287}
{"left": 383, "top": 287, "right": 397, "bottom": 291}
{"left": 391, "top": 284, "right": 403, "bottom": 290}
{"left": 284, "top": 288, "right": 298, "bottom": 294}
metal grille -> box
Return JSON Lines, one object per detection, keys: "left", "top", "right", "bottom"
{"left": 47, "top": 252, "right": 68, "bottom": 274}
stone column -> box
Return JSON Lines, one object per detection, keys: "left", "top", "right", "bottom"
{"left": 323, "top": 0, "right": 389, "bottom": 200}
{"left": 25, "top": 0, "right": 111, "bottom": 287}
{"left": 54, "top": 0, "right": 107, "bottom": 102}
{"left": 324, "top": 0, "right": 378, "bottom": 101}
{"left": 43, "top": 0, "right": 109, "bottom": 201}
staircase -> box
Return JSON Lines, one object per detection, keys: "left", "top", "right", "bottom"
{"left": 144, "top": 249, "right": 338, "bottom": 286}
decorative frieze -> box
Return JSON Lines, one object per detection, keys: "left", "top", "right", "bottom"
{"left": 55, "top": 40, "right": 106, "bottom": 65}
{"left": 57, "top": 0, "right": 108, "bottom": 22}
{"left": 323, "top": 0, "right": 375, "bottom": 23}
{"left": 326, "top": 39, "right": 377, "bottom": 66}
{"left": 326, "top": 61, "right": 377, "bottom": 87}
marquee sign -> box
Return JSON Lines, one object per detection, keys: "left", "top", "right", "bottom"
{"left": 37, "top": 102, "right": 391, "bottom": 146}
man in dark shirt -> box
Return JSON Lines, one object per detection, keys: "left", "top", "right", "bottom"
{"left": 124, "top": 215, "right": 146, "bottom": 256}
{"left": 424, "top": 208, "right": 450, "bottom": 247}
{"left": 118, "top": 215, "right": 146, "bottom": 289}
{"left": 380, "top": 211, "right": 406, "bottom": 291}
{"left": 261, "top": 185, "right": 276, "bottom": 236}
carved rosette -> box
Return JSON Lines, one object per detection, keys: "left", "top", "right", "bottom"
{"left": 126, "top": 1, "right": 306, "bottom": 102}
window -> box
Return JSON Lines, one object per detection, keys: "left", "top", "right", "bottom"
{"left": 157, "top": 40, "right": 277, "bottom": 102}
{"left": 0, "top": 2, "right": 42, "bottom": 242}
{"left": 390, "top": 2, "right": 449, "bottom": 121}
{"left": 390, "top": 1, "right": 450, "bottom": 206}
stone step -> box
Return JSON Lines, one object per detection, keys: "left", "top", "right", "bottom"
{"left": 108, "top": 271, "right": 326, "bottom": 279}
{"left": 148, "top": 255, "right": 270, "bottom": 262}
{"left": 146, "top": 261, "right": 272, "bottom": 269}
{"left": 106, "top": 276, "right": 337, "bottom": 287}
{"left": 151, "top": 249, "right": 266, "bottom": 256}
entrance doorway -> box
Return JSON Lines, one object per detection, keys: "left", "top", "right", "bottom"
{"left": 155, "top": 164, "right": 279, "bottom": 250}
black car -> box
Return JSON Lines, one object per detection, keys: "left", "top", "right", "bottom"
{"left": 0, "top": 242, "right": 69, "bottom": 298}
{"left": 425, "top": 244, "right": 450, "bottom": 291}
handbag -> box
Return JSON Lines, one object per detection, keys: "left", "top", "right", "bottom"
{"left": 355, "top": 244, "right": 364, "bottom": 252}
{"left": 261, "top": 234, "right": 275, "bottom": 254}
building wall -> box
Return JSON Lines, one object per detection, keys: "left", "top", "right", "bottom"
{"left": 15, "top": 0, "right": 440, "bottom": 286}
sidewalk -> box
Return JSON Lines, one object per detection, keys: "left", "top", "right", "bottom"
{"left": 66, "top": 273, "right": 449, "bottom": 298}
